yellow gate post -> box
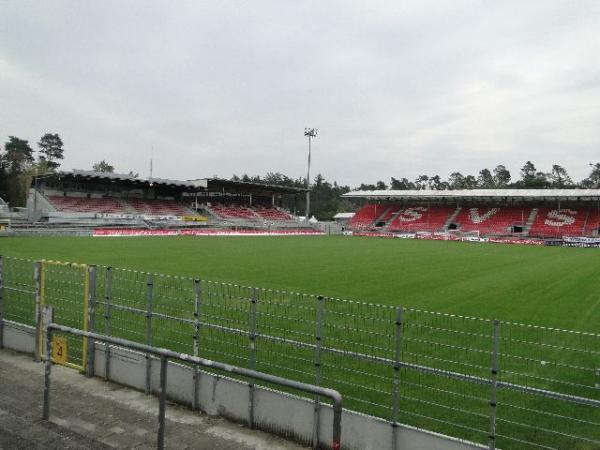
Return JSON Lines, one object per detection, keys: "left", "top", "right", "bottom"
{"left": 38, "top": 260, "right": 89, "bottom": 371}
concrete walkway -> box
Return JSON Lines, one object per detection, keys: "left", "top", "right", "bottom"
{"left": 0, "top": 349, "right": 308, "bottom": 450}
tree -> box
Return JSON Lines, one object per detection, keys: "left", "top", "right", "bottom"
{"left": 92, "top": 160, "right": 115, "bottom": 173}
{"left": 357, "top": 183, "right": 377, "bottom": 191}
{"left": 493, "top": 165, "right": 511, "bottom": 187}
{"left": 414, "top": 175, "right": 429, "bottom": 190}
{"left": 390, "top": 177, "right": 416, "bottom": 190}
{"left": 37, "top": 133, "right": 64, "bottom": 171}
{"left": 0, "top": 152, "right": 8, "bottom": 203}
{"left": 520, "top": 161, "right": 537, "bottom": 180}
{"left": 3, "top": 136, "right": 34, "bottom": 206}
{"left": 477, "top": 169, "right": 495, "bottom": 188}
{"left": 4, "top": 136, "right": 34, "bottom": 174}
{"left": 375, "top": 180, "right": 388, "bottom": 190}
{"left": 581, "top": 163, "right": 600, "bottom": 188}
{"left": 448, "top": 172, "right": 465, "bottom": 190}
{"left": 428, "top": 175, "right": 446, "bottom": 190}
{"left": 463, "top": 175, "right": 478, "bottom": 189}
{"left": 548, "top": 165, "right": 573, "bottom": 187}
{"left": 518, "top": 161, "right": 549, "bottom": 188}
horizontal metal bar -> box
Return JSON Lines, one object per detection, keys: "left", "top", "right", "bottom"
{"left": 95, "top": 263, "right": 600, "bottom": 338}
{"left": 93, "top": 301, "right": 600, "bottom": 408}
{"left": 41, "top": 259, "right": 88, "bottom": 269}
{"left": 47, "top": 323, "right": 343, "bottom": 449}
{"left": 3, "top": 286, "right": 35, "bottom": 295}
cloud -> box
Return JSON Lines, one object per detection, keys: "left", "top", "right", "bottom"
{"left": 1, "top": 0, "right": 599, "bottom": 186}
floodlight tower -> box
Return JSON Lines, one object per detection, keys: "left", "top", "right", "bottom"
{"left": 304, "top": 128, "right": 318, "bottom": 222}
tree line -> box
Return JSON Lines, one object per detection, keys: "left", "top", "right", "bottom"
{"left": 358, "top": 162, "right": 600, "bottom": 191}
{"left": 2, "top": 133, "right": 599, "bottom": 221}
{"left": 0, "top": 134, "right": 65, "bottom": 207}
{"left": 0, "top": 132, "right": 129, "bottom": 207}
{"left": 231, "top": 172, "right": 353, "bottom": 220}
{"left": 232, "top": 162, "right": 600, "bottom": 220}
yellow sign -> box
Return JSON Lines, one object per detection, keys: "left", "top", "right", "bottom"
{"left": 183, "top": 215, "right": 208, "bottom": 222}
{"left": 51, "top": 336, "right": 68, "bottom": 364}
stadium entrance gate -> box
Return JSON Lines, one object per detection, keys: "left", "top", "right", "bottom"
{"left": 37, "top": 260, "right": 91, "bottom": 371}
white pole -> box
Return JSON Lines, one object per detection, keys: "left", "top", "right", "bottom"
{"left": 304, "top": 128, "right": 317, "bottom": 222}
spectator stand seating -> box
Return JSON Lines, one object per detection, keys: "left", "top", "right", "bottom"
{"left": 127, "top": 198, "right": 194, "bottom": 217}
{"left": 47, "top": 196, "right": 127, "bottom": 215}
{"left": 528, "top": 207, "right": 588, "bottom": 238}
{"left": 453, "top": 206, "right": 531, "bottom": 236}
{"left": 210, "top": 203, "right": 260, "bottom": 220}
{"left": 387, "top": 206, "right": 454, "bottom": 233}
{"left": 209, "top": 203, "right": 296, "bottom": 223}
{"left": 377, "top": 205, "right": 402, "bottom": 226}
{"left": 349, "top": 204, "right": 389, "bottom": 229}
{"left": 584, "top": 208, "right": 600, "bottom": 236}
{"left": 253, "top": 206, "right": 294, "bottom": 221}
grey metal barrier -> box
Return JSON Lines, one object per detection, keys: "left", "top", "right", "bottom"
{"left": 42, "top": 318, "right": 343, "bottom": 450}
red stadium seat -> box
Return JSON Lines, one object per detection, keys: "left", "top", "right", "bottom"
{"left": 128, "top": 198, "right": 192, "bottom": 216}
{"left": 253, "top": 206, "right": 294, "bottom": 221}
{"left": 388, "top": 206, "right": 454, "bottom": 232}
{"left": 349, "top": 204, "right": 388, "bottom": 229}
{"left": 210, "top": 204, "right": 259, "bottom": 220}
{"left": 528, "top": 208, "right": 587, "bottom": 237}
{"left": 47, "top": 196, "right": 126, "bottom": 214}
{"left": 454, "top": 207, "right": 531, "bottom": 235}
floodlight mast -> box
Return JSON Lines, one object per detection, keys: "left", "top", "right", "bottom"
{"left": 304, "top": 128, "right": 317, "bottom": 222}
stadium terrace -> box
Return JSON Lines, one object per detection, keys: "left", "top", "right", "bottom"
{"left": 342, "top": 189, "right": 600, "bottom": 243}
{"left": 14, "top": 170, "right": 314, "bottom": 235}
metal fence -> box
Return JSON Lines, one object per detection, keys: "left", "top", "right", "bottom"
{"left": 1, "top": 255, "right": 598, "bottom": 450}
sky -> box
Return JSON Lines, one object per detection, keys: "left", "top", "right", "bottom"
{"left": 1, "top": 1, "right": 599, "bottom": 187}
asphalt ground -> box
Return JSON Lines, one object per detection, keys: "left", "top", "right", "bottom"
{"left": 0, "top": 349, "right": 308, "bottom": 450}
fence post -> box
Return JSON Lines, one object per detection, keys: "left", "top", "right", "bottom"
{"left": 192, "top": 277, "right": 202, "bottom": 411}
{"left": 104, "top": 267, "right": 113, "bottom": 381}
{"left": 145, "top": 273, "right": 154, "bottom": 395}
{"left": 42, "top": 306, "right": 54, "bottom": 420}
{"left": 391, "top": 306, "right": 404, "bottom": 450}
{"left": 248, "top": 287, "right": 258, "bottom": 428}
{"left": 86, "top": 265, "right": 97, "bottom": 377}
{"left": 34, "top": 261, "right": 42, "bottom": 362}
{"left": 157, "top": 354, "right": 168, "bottom": 450}
{"left": 312, "top": 295, "right": 325, "bottom": 450}
{"left": 488, "top": 320, "right": 500, "bottom": 450}
{"left": 0, "top": 256, "right": 4, "bottom": 350}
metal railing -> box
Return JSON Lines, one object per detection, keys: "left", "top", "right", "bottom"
{"left": 1, "top": 255, "right": 599, "bottom": 450}
{"left": 42, "top": 317, "right": 343, "bottom": 450}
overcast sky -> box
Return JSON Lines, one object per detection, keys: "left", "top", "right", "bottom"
{"left": 1, "top": 1, "right": 599, "bottom": 187}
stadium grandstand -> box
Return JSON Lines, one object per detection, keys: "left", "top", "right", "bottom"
{"left": 18, "top": 170, "right": 310, "bottom": 233}
{"left": 343, "top": 189, "right": 600, "bottom": 241}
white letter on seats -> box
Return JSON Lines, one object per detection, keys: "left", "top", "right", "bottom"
{"left": 469, "top": 208, "right": 498, "bottom": 224}
{"left": 545, "top": 209, "right": 576, "bottom": 227}
{"left": 399, "top": 207, "right": 427, "bottom": 222}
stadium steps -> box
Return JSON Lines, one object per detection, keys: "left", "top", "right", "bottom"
{"left": 581, "top": 208, "right": 591, "bottom": 235}
{"left": 443, "top": 207, "right": 462, "bottom": 230}
{"left": 118, "top": 198, "right": 138, "bottom": 214}
{"left": 35, "top": 190, "right": 58, "bottom": 212}
{"left": 523, "top": 208, "right": 539, "bottom": 237}
{"left": 383, "top": 209, "right": 402, "bottom": 230}
{"left": 373, "top": 206, "right": 393, "bottom": 226}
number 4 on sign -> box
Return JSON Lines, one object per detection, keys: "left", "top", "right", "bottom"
{"left": 51, "top": 336, "right": 68, "bottom": 364}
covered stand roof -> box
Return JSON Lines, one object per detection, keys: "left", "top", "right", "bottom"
{"left": 343, "top": 189, "right": 600, "bottom": 201}
{"left": 40, "top": 171, "right": 304, "bottom": 195}
{"left": 195, "top": 178, "right": 306, "bottom": 195}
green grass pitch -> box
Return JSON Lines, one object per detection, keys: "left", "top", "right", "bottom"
{"left": 1, "top": 235, "right": 599, "bottom": 448}
{"left": 1, "top": 235, "right": 599, "bottom": 331}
